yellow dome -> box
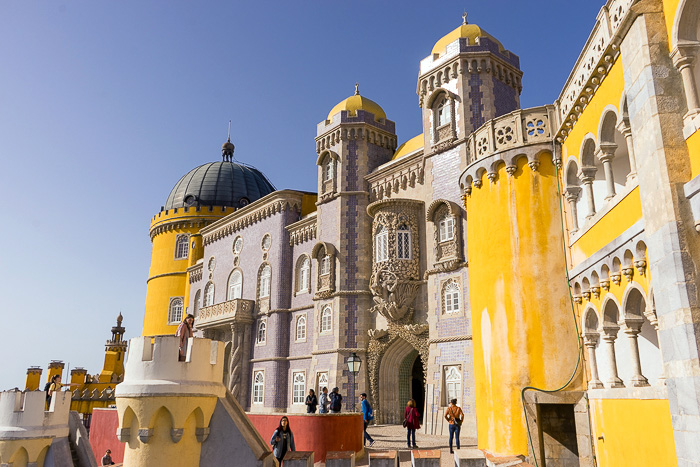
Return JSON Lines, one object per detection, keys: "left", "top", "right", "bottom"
{"left": 392, "top": 134, "right": 424, "bottom": 160}
{"left": 328, "top": 91, "right": 387, "bottom": 121}
{"left": 431, "top": 23, "right": 504, "bottom": 56}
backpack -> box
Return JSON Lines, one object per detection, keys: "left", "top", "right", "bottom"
{"left": 330, "top": 393, "right": 342, "bottom": 411}
{"left": 367, "top": 405, "right": 374, "bottom": 421}
{"left": 44, "top": 382, "right": 52, "bottom": 402}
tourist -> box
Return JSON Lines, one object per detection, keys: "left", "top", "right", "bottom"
{"left": 329, "top": 387, "right": 343, "bottom": 413}
{"left": 101, "top": 449, "right": 115, "bottom": 465}
{"left": 360, "top": 393, "right": 375, "bottom": 446}
{"left": 444, "top": 398, "right": 464, "bottom": 453}
{"left": 319, "top": 387, "right": 330, "bottom": 413}
{"left": 176, "top": 314, "right": 194, "bottom": 361}
{"left": 270, "top": 416, "right": 295, "bottom": 465}
{"left": 46, "top": 375, "right": 78, "bottom": 407}
{"left": 305, "top": 389, "right": 318, "bottom": 413}
{"left": 404, "top": 399, "right": 421, "bottom": 449}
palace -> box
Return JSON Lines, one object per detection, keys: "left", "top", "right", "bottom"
{"left": 132, "top": 1, "right": 700, "bottom": 465}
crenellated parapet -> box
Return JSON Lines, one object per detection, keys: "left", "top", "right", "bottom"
{"left": 316, "top": 110, "right": 397, "bottom": 154}
{"left": 0, "top": 390, "right": 71, "bottom": 466}
{"left": 149, "top": 205, "right": 235, "bottom": 240}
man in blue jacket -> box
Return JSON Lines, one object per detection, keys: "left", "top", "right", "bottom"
{"left": 360, "top": 393, "right": 375, "bottom": 446}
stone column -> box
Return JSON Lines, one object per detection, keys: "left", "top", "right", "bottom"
{"left": 579, "top": 167, "right": 597, "bottom": 219}
{"left": 621, "top": 317, "right": 650, "bottom": 387}
{"left": 671, "top": 42, "right": 700, "bottom": 119}
{"left": 617, "top": 117, "right": 638, "bottom": 180}
{"left": 601, "top": 327, "right": 625, "bottom": 388}
{"left": 583, "top": 333, "right": 604, "bottom": 389}
{"left": 565, "top": 186, "right": 582, "bottom": 232}
{"left": 597, "top": 143, "right": 617, "bottom": 200}
{"left": 229, "top": 322, "right": 247, "bottom": 403}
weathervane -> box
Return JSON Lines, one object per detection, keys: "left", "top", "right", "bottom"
{"left": 462, "top": 11, "right": 468, "bottom": 25}
{"left": 355, "top": 82, "right": 360, "bottom": 95}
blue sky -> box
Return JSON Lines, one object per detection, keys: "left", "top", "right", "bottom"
{"left": 0, "top": 1, "right": 603, "bottom": 390}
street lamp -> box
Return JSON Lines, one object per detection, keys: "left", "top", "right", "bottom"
{"left": 346, "top": 352, "right": 361, "bottom": 412}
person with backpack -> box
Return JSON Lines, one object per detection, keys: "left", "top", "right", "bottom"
{"left": 45, "top": 375, "right": 78, "bottom": 408}
{"left": 444, "top": 398, "right": 464, "bottom": 453}
{"left": 329, "top": 387, "right": 342, "bottom": 413}
{"left": 360, "top": 393, "right": 375, "bottom": 447}
{"left": 319, "top": 387, "right": 330, "bottom": 414}
{"left": 270, "top": 416, "right": 295, "bottom": 465}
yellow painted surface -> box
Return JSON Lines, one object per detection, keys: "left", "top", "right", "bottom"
{"left": 569, "top": 187, "right": 643, "bottom": 266}
{"left": 118, "top": 395, "right": 216, "bottom": 467}
{"left": 24, "top": 371, "right": 41, "bottom": 391}
{"left": 392, "top": 134, "right": 424, "bottom": 160}
{"left": 0, "top": 439, "right": 51, "bottom": 467}
{"left": 662, "top": 0, "right": 681, "bottom": 52}
{"left": 590, "top": 398, "right": 677, "bottom": 466}
{"left": 327, "top": 94, "right": 387, "bottom": 121}
{"left": 301, "top": 193, "right": 318, "bottom": 216}
{"left": 465, "top": 156, "right": 580, "bottom": 455}
{"left": 431, "top": 22, "right": 504, "bottom": 55}
{"left": 687, "top": 130, "right": 700, "bottom": 178}
{"left": 561, "top": 59, "right": 625, "bottom": 161}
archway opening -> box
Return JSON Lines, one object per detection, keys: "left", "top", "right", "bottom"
{"left": 411, "top": 355, "right": 425, "bottom": 421}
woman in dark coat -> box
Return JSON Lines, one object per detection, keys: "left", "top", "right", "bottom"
{"left": 270, "top": 416, "right": 295, "bottom": 465}
{"left": 305, "top": 389, "right": 318, "bottom": 413}
{"left": 404, "top": 399, "right": 421, "bottom": 448}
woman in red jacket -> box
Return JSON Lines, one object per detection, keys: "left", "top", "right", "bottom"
{"left": 404, "top": 399, "right": 421, "bottom": 449}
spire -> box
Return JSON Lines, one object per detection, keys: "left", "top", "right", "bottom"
{"left": 462, "top": 11, "right": 468, "bottom": 25}
{"left": 355, "top": 82, "right": 360, "bottom": 95}
{"left": 222, "top": 120, "right": 235, "bottom": 162}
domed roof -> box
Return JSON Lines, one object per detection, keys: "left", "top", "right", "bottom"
{"left": 328, "top": 84, "right": 387, "bottom": 121}
{"left": 392, "top": 134, "right": 424, "bottom": 160}
{"left": 431, "top": 19, "right": 504, "bottom": 56}
{"left": 164, "top": 161, "right": 275, "bottom": 210}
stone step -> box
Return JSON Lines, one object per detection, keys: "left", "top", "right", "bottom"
{"left": 411, "top": 449, "right": 441, "bottom": 466}
{"left": 369, "top": 449, "right": 398, "bottom": 467}
{"left": 326, "top": 450, "right": 356, "bottom": 467}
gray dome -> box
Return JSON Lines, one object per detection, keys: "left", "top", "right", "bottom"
{"left": 164, "top": 161, "right": 275, "bottom": 210}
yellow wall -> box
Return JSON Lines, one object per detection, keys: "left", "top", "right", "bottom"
{"left": 465, "top": 155, "right": 580, "bottom": 455}
{"left": 686, "top": 131, "right": 700, "bottom": 179}
{"left": 662, "top": 0, "right": 681, "bottom": 52}
{"left": 590, "top": 398, "right": 677, "bottom": 466}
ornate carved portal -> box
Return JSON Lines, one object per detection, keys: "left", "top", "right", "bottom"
{"left": 367, "top": 322, "right": 429, "bottom": 424}
{"left": 369, "top": 269, "right": 421, "bottom": 322}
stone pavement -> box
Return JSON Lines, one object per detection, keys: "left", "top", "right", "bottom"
{"left": 317, "top": 423, "right": 478, "bottom": 467}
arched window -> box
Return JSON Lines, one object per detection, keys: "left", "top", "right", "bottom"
{"left": 321, "top": 306, "right": 332, "bottom": 332}
{"left": 257, "top": 320, "right": 267, "bottom": 344}
{"left": 439, "top": 213, "right": 454, "bottom": 242}
{"left": 193, "top": 290, "right": 201, "bottom": 318}
{"left": 443, "top": 280, "right": 460, "bottom": 313}
{"left": 253, "top": 371, "right": 264, "bottom": 404}
{"left": 317, "top": 372, "right": 329, "bottom": 394}
{"left": 204, "top": 282, "right": 215, "bottom": 307}
{"left": 297, "top": 257, "right": 310, "bottom": 293}
{"left": 323, "top": 159, "right": 333, "bottom": 182}
{"left": 437, "top": 96, "right": 451, "bottom": 127}
{"left": 397, "top": 224, "right": 411, "bottom": 260}
{"left": 445, "top": 366, "right": 462, "bottom": 405}
{"left": 259, "top": 265, "right": 271, "bottom": 298}
{"left": 296, "top": 315, "right": 307, "bottom": 341}
{"left": 292, "top": 372, "right": 305, "bottom": 404}
{"left": 168, "top": 298, "right": 184, "bottom": 324}
{"left": 320, "top": 255, "right": 331, "bottom": 275}
{"left": 375, "top": 225, "right": 389, "bottom": 262}
{"left": 175, "top": 235, "right": 189, "bottom": 259}
{"left": 228, "top": 270, "right": 243, "bottom": 300}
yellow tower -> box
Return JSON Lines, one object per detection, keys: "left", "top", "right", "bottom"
{"left": 142, "top": 137, "right": 275, "bottom": 336}
{"left": 459, "top": 106, "right": 580, "bottom": 456}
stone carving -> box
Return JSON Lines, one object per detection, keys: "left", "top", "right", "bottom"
{"left": 370, "top": 269, "right": 422, "bottom": 322}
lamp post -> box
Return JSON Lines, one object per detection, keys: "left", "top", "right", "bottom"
{"left": 346, "top": 352, "right": 361, "bottom": 412}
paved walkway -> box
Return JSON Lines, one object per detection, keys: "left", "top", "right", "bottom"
{"left": 319, "top": 424, "right": 477, "bottom": 467}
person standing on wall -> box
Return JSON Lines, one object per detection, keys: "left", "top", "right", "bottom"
{"left": 444, "top": 398, "right": 464, "bottom": 453}
{"left": 329, "top": 387, "right": 343, "bottom": 413}
{"left": 360, "top": 393, "right": 375, "bottom": 447}
{"left": 319, "top": 387, "right": 330, "bottom": 414}
{"left": 404, "top": 399, "right": 421, "bottom": 449}
{"left": 270, "top": 416, "right": 295, "bottom": 466}
{"left": 305, "top": 389, "right": 318, "bottom": 413}
{"left": 176, "top": 314, "right": 194, "bottom": 361}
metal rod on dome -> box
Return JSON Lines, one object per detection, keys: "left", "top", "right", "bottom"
{"left": 227, "top": 120, "right": 231, "bottom": 142}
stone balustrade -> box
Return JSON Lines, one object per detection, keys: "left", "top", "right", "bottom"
{"left": 196, "top": 299, "right": 255, "bottom": 329}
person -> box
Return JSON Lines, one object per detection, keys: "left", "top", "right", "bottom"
{"left": 176, "top": 314, "right": 194, "bottom": 361}
{"left": 360, "top": 393, "right": 375, "bottom": 447}
{"left": 305, "top": 389, "right": 318, "bottom": 413}
{"left": 319, "top": 387, "right": 330, "bottom": 414}
{"left": 46, "top": 375, "right": 78, "bottom": 407}
{"left": 270, "top": 416, "right": 295, "bottom": 465}
{"left": 444, "top": 398, "right": 464, "bottom": 453}
{"left": 101, "top": 449, "right": 115, "bottom": 465}
{"left": 404, "top": 399, "right": 421, "bottom": 449}
{"left": 329, "top": 387, "right": 343, "bottom": 413}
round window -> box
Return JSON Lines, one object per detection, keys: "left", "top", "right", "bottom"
{"left": 261, "top": 234, "right": 271, "bottom": 251}
{"left": 233, "top": 236, "right": 243, "bottom": 255}
{"left": 208, "top": 257, "right": 216, "bottom": 271}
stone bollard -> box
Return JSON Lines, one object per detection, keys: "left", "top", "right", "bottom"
{"left": 283, "top": 450, "right": 314, "bottom": 467}
{"left": 369, "top": 450, "right": 398, "bottom": 467}
{"left": 454, "top": 448, "right": 486, "bottom": 467}
{"left": 326, "top": 450, "right": 356, "bottom": 467}
{"left": 412, "top": 449, "right": 441, "bottom": 467}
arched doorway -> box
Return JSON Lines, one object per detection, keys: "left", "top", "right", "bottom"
{"left": 411, "top": 356, "right": 425, "bottom": 421}
{"left": 378, "top": 338, "right": 425, "bottom": 424}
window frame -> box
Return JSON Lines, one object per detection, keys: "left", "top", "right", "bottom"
{"left": 292, "top": 372, "right": 306, "bottom": 404}
{"left": 444, "top": 365, "right": 462, "bottom": 406}
{"left": 259, "top": 264, "right": 271, "bottom": 299}
{"left": 253, "top": 371, "right": 264, "bottom": 404}
{"left": 174, "top": 234, "right": 190, "bottom": 260}
{"left": 443, "top": 280, "right": 460, "bottom": 314}
{"left": 375, "top": 225, "right": 389, "bottom": 263}
{"left": 436, "top": 96, "right": 452, "bottom": 127}
{"left": 168, "top": 297, "right": 184, "bottom": 324}
{"left": 256, "top": 319, "right": 267, "bottom": 345}
{"left": 228, "top": 270, "right": 243, "bottom": 300}
{"left": 295, "top": 315, "right": 307, "bottom": 342}
{"left": 439, "top": 213, "right": 455, "bottom": 242}
{"left": 320, "top": 255, "right": 331, "bottom": 276}
{"left": 204, "top": 282, "right": 215, "bottom": 307}
{"left": 321, "top": 306, "right": 332, "bottom": 332}
{"left": 397, "top": 224, "right": 412, "bottom": 260}
{"left": 297, "top": 256, "right": 310, "bottom": 293}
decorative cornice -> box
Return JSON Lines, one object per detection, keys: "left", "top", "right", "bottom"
{"left": 367, "top": 153, "right": 426, "bottom": 202}
{"left": 316, "top": 124, "right": 397, "bottom": 154}
{"left": 429, "top": 334, "right": 473, "bottom": 344}
{"left": 428, "top": 137, "right": 466, "bottom": 156}
{"left": 150, "top": 218, "right": 217, "bottom": 240}
{"left": 188, "top": 263, "right": 203, "bottom": 283}
{"left": 286, "top": 215, "right": 317, "bottom": 246}
{"left": 256, "top": 304, "right": 314, "bottom": 317}
{"left": 367, "top": 197, "right": 425, "bottom": 218}
{"left": 146, "top": 271, "right": 187, "bottom": 284}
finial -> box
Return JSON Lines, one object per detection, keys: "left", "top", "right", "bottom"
{"left": 462, "top": 11, "right": 468, "bottom": 25}
{"left": 117, "top": 312, "right": 123, "bottom": 326}
{"left": 222, "top": 120, "right": 235, "bottom": 161}
{"left": 227, "top": 120, "right": 231, "bottom": 142}
{"left": 355, "top": 82, "right": 359, "bottom": 95}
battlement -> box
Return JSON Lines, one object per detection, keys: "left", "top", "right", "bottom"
{"left": 0, "top": 390, "right": 70, "bottom": 440}
{"left": 317, "top": 109, "right": 396, "bottom": 137}
{"left": 150, "top": 205, "right": 235, "bottom": 224}
{"left": 115, "top": 336, "right": 225, "bottom": 398}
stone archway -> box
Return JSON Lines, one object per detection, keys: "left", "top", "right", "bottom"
{"left": 379, "top": 338, "right": 415, "bottom": 424}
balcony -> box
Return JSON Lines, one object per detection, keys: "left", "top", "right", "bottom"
{"left": 196, "top": 299, "right": 255, "bottom": 329}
